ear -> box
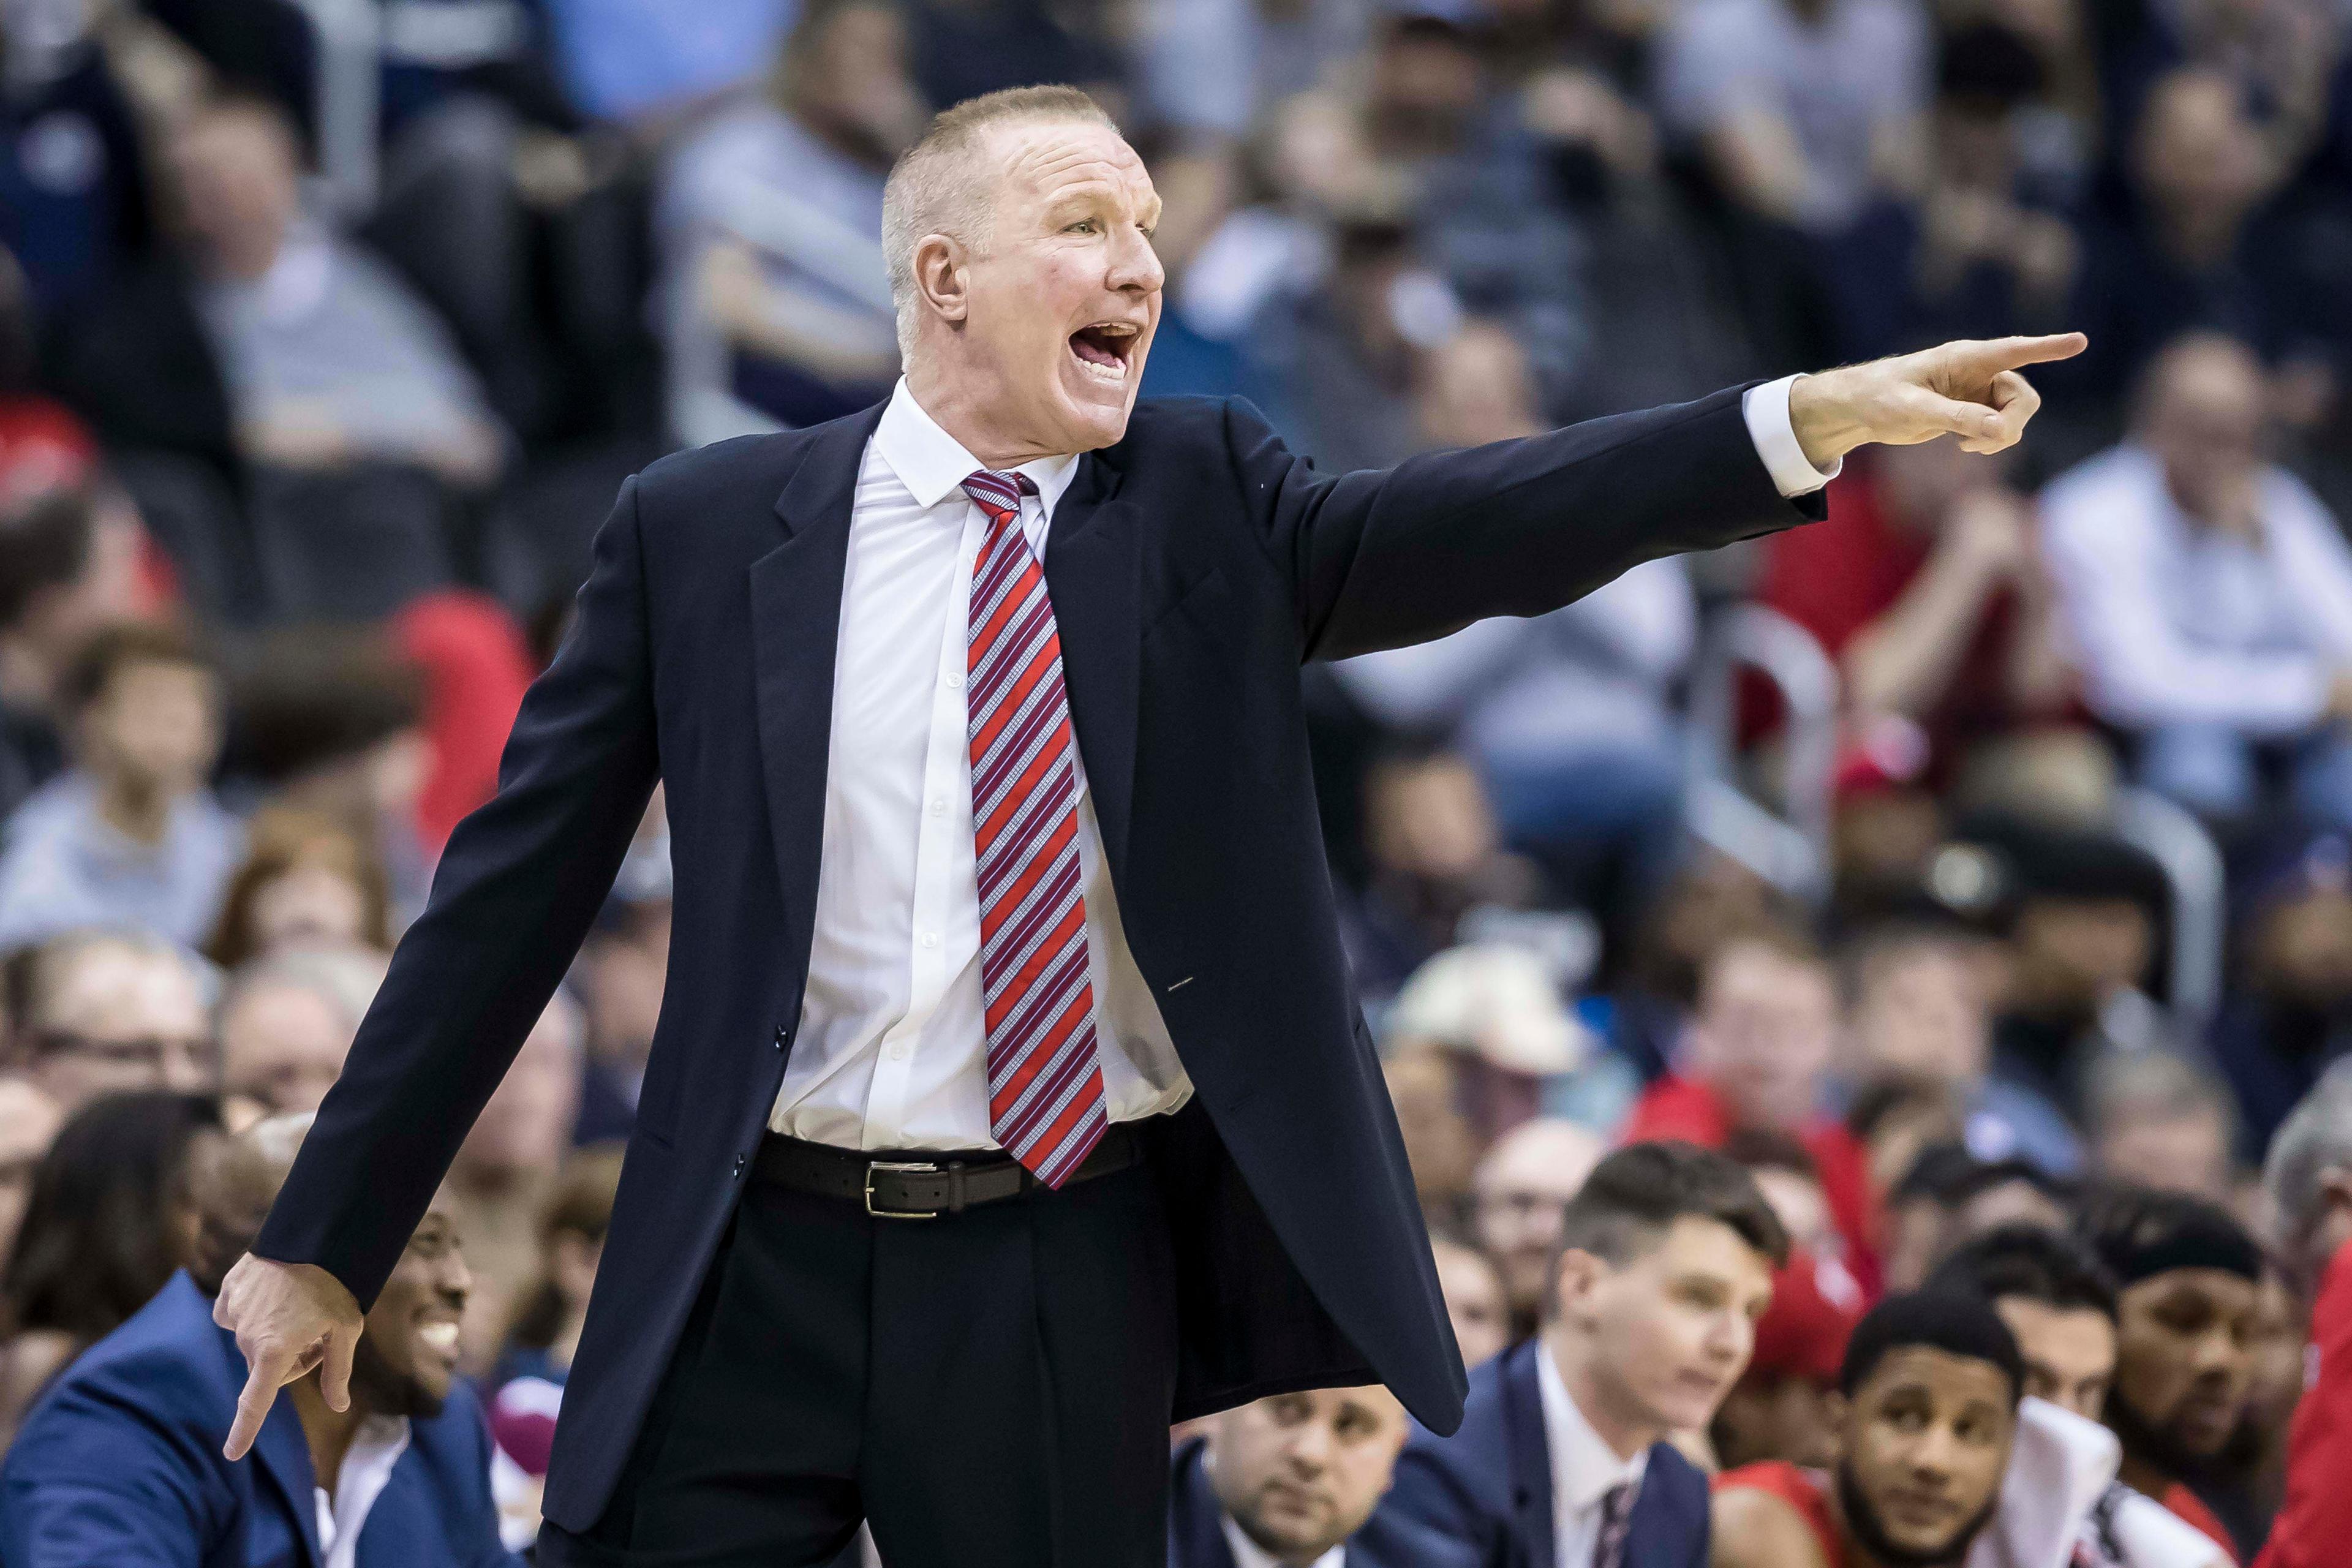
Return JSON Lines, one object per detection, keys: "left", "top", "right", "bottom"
{"left": 1820, "top": 1389, "right": 1850, "bottom": 1464}
{"left": 1553, "top": 1247, "right": 1608, "bottom": 1327}
{"left": 913, "top": 233, "right": 970, "bottom": 329}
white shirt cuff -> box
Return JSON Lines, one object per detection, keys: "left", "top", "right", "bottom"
{"left": 1742, "top": 374, "right": 1841, "bottom": 498}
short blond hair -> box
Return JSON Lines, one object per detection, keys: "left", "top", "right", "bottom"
{"left": 880, "top": 85, "right": 1114, "bottom": 359}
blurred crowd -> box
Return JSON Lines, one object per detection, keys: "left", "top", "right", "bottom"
{"left": 6, "top": 0, "right": 2352, "bottom": 1558}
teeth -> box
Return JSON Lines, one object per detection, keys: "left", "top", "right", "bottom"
{"left": 417, "top": 1322, "right": 459, "bottom": 1353}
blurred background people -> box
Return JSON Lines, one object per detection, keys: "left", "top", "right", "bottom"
{"left": 6, "top": 930, "right": 214, "bottom": 1112}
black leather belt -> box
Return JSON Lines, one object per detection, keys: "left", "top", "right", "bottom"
{"left": 752, "top": 1124, "right": 1140, "bottom": 1219}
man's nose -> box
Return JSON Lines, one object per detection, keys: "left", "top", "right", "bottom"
{"left": 1108, "top": 224, "right": 1164, "bottom": 296}
{"left": 1287, "top": 1421, "right": 1335, "bottom": 1473}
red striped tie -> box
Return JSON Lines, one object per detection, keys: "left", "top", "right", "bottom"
{"left": 962, "top": 469, "right": 1107, "bottom": 1186}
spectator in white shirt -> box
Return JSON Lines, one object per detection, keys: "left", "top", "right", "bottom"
{"left": 2041, "top": 332, "right": 2352, "bottom": 832}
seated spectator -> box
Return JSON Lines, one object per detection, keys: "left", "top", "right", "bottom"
{"left": 217, "top": 949, "right": 382, "bottom": 1121}
{"left": 1387, "top": 949, "right": 1599, "bottom": 1148}
{"left": 0, "top": 1091, "right": 223, "bottom": 1444}
{"left": 2067, "top": 71, "right": 2292, "bottom": 405}
{"left": 483, "top": 1145, "right": 622, "bottom": 1544}
{"left": 0, "top": 1077, "right": 59, "bottom": 1263}
{"left": 1623, "top": 929, "right": 1883, "bottom": 1289}
{"left": 206, "top": 807, "right": 395, "bottom": 971}
{"left": 7, "top": 929, "right": 216, "bottom": 1112}
{"left": 1713, "top": 1291, "right": 2024, "bottom": 1568}
{"left": 0, "top": 5, "right": 153, "bottom": 320}
{"left": 0, "top": 1111, "right": 516, "bottom": 1567}
{"left": 1382, "top": 1049, "right": 1482, "bottom": 1215}
{"left": 1758, "top": 432, "right": 2073, "bottom": 800}
{"left": 1932, "top": 1224, "right": 2119, "bottom": 1419}
{"left": 2207, "top": 831, "right": 2352, "bottom": 1153}
{"left": 0, "top": 487, "right": 149, "bottom": 822}
{"left": 2042, "top": 333, "right": 2352, "bottom": 835}
{"left": 1715, "top": 1289, "right": 2218, "bottom": 1568}
{"left": 1466, "top": 1117, "right": 1605, "bottom": 1343}
{"left": 2084, "top": 1050, "right": 2239, "bottom": 1200}
{"left": 656, "top": 0, "right": 921, "bottom": 445}
{"left": 231, "top": 627, "right": 432, "bottom": 921}
{"left": 2079, "top": 1189, "right": 2264, "bottom": 1559}
{"left": 1653, "top": 0, "right": 1929, "bottom": 232}
{"left": 447, "top": 997, "right": 585, "bottom": 1368}
{"left": 1708, "top": 1246, "right": 1863, "bottom": 1471}
{"left": 1970, "top": 816, "right": 2169, "bottom": 1111}
{"left": 1337, "top": 747, "right": 1549, "bottom": 1001}
{"left": 0, "top": 623, "right": 240, "bottom": 951}
{"left": 1819, "top": 24, "right": 2081, "bottom": 362}
{"left": 1170, "top": 1387, "right": 1475, "bottom": 1567}
{"left": 1428, "top": 1234, "right": 1510, "bottom": 1371}
{"left": 1845, "top": 1074, "right": 1965, "bottom": 1197}
{"left": 1878, "top": 1146, "right": 2073, "bottom": 1292}
{"left": 1385, "top": 1143, "right": 1787, "bottom": 1566}
{"left": 1843, "top": 920, "right": 2082, "bottom": 1173}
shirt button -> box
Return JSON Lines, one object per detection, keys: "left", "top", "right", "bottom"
{"left": 888, "top": 1042, "right": 910, "bottom": 1061}
{"left": 929, "top": 798, "right": 946, "bottom": 816}
{"left": 946, "top": 673, "right": 964, "bottom": 690}
{"left": 920, "top": 932, "right": 939, "bottom": 949}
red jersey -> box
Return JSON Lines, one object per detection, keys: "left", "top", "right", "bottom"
{"left": 2256, "top": 1245, "right": 2352, "bottom": 1568}
{"left": 1619, "top": 1075, "right": 1883, "bottom": 1297}
{"left": 1716, "top": 1461, "right": 1847, "bottom": 1568}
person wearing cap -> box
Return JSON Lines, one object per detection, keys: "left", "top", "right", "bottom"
{"left": 2078, "top": 1190, "right": 2264, "bottom": 1561}
{"left": 1708, "top": 1248, "right": 1864, "bottom": 1472}
{"left": 1387, "top": 943, "right": 1599, "bottom": 1150}
{"left": 1931, "top": 1224, "right": 2232, "bottom": 1567}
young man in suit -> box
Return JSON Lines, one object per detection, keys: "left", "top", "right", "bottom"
{"left": 1170, "top": 1387, "right": 1478, "bottom": 1568}
{"left": 0, "top": 1112, "right": 513, "bottom": 1567}
{"left": 210, "top": 77, "right": 2081, "bottom": 1568}
{"left": 1382, "top": 1141, "right": 1787, "bottom": 1568}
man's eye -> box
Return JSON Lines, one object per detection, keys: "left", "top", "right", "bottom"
{"left": 1066, "top": 220, "right": 1096, "bottom": 234}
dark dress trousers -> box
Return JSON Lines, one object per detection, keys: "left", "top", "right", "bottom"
{"left": 1381, "top": 1340, "right": 1711, "bottom": 1568}
{"left": 252, "top": 388, "right": 1822, "bottom": 1554}
{"left": 1167, "top": 1434, "right": 1482, "bottom": 1568}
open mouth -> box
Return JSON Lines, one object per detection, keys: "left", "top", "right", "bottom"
{"left": 415, "top": 1318, "right": 461, "bottom": 1359}
{"left": 1068, "top": 320, "right": 1140, "bottom": 380}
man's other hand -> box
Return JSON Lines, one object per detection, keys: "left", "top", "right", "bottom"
{"left": 213, "top": 1253, "right": 364, "bottom": 1460}
{"left": 1788, "top": 333, "right": 2088, "bottom": 469}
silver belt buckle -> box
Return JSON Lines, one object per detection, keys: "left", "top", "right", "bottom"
{"left": 865, "top": 1160, "right": 941, "bottom": 1219}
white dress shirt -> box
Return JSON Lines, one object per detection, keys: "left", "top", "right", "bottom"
{"left": 312, "top": 1414, "right": 411, "bottom": 1568}
{"left": 772, "top": 375, "right": 1834, "bottom": 1152}
{"left": 1222, "top": 1513, "right": 1347, "bottom": 1568}
{"left": 1537, "top": 1342, "right": 1651, "bottom": 1568}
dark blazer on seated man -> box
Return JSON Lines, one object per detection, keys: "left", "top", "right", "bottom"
{"left": 1382, "top": 1340, "right": 1709, "bottom": 1568}
{"left": 253, "top": 378, "right": 1827, "bottom": 1538}
{"left": 0, "top": 1272, "right": 513, "bottom": 1568}
{"left": 1169, "top": 1433, "right": 1481, "bottom": 1568}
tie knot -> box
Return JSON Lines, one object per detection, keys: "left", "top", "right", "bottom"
{"left": 961, "top": 469, "right": 1035, "bottom": 519}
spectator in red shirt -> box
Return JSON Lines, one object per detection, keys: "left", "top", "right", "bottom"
{"left": 2255, "top": 1060, "right": 2352, "bottom": 1568}
{"left": 1622, "top": 928, "right": 1883, "bottom": 1292}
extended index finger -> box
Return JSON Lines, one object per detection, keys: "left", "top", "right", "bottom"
{"left": 1952, "top": 332, "right": 2089, "bottom": 372}
{"left": 224, "top": 1347, "right": 293, "bottom": 1461}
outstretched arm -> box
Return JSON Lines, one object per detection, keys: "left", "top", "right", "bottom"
{"left": 1249, "top": 334, "right": 2083, "bottom": 663}
{"left": 215, "top": 477, "right": 661, "bottom": 1458}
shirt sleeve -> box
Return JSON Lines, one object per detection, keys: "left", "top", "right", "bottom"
{"left": 1741, "top": 376, "right": 1842, "bottom": 499}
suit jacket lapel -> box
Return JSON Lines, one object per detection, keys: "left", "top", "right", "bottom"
{"left": 1042, "top": 453, "right": 1139, "bottom": 886}
{"left": 251, "top": 1403, "right": 325, "bottom": 1566}
{"left": 1504, "top": 1341, "right": 1559, "bottom": 1568}
{"left": 752, "top": 406, "right": 881, "bottom": 969}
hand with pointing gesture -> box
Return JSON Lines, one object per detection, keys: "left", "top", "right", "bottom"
{"left": 212, "top": 1252, "right": 363, "bottom": 1460}
{"left": 1787, "top": 333, "right": 2088, "bottom": 469}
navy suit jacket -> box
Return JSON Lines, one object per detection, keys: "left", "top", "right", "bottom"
{"left": 252, "top": 387, "right": 1822, "bottom": 1530}
{"left": 1168, "top": 1435, "right": 1481, "bottom": 1568}
{"left": 1381, "top": 1341, "right": 1710, "bottom": 1568}
{"left": 0, "top": 1272, "right": 514, "bottom": 1568}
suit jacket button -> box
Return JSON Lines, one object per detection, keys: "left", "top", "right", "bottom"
{"left": 774, "top": 1025, "right": 790, "bottom": 1047}
{"left": 733, "top": 1154, "right": 748, "bottom": 1178}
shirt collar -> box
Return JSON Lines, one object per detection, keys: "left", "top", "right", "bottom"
{"left": 1220, "top": 1512, "right": 1346, "bottom": 1568}
{"left": 1537, "top": 1338, "right": 1651, "bottom": 1517}
{"left": 873, "top": 377, "right": 1080, "bottom": 514}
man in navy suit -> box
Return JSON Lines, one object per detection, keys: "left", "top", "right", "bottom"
{"left": 209, "top": 77, "right": 2080, "bottom": 1568}
{"left": 1169, "top": 1387, "right": 1479, "bottom": 1568}
{"left": 0, "top": 1113, "right": 514, "bottom": 1568}
{"left": 1382, "top": 1143, "right": 1789, "bottom": 1568}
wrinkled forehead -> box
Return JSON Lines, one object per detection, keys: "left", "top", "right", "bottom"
{"left": 983, "top": 119, "right": 1159, "bottom": 223}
